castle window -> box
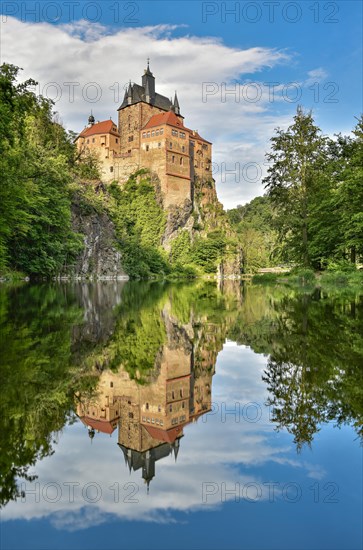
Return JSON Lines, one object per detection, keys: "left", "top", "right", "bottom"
{"left": 129, "top": 412, "right": 134, "bottom": 418}
{"left": 158, "top": 405, "right": 161, "bottom": 412}
{"left": 151, "top": 131, "right": 155, "bottom": 137}
{"left": 172, "top": 391, "right": 175, "bottom": 399}
{"left": 128, "top": 149, "right": 131, "bottom": 153}
{"left": 146, "top": 403, "right": 149, "bottom": 410}
{"left": 110, "top": 167, "right": 114, "bottom": 172}
{"left": 92, "top": 138, "right": 95, "bottom": 143}
{"left": 182, "top": 401, "right": 185, "bottom": 409}
{"left": 172, "top": 155, "right": 175, "bottom": 163}
{"left": 160, "top": 420, "right": 163, "bottom": 426}
{"left": 142, "top": 416, "right": 146, "bottom": 422}
{"left": 182, "top": 145, "right": 185, "bottom": 152}
{"left": 203, "top": 143, "right": 208, "bottom": 149}
{"left": 110, "top": 382, "right": 113, "bottom": 388}
{"left": 115, "top": 138, "right": 118, "bottom": 143}
{"left": 151, "top": 418, "right": 155, "bottom": 424}
{"left": 147, "top": 131, "right": 150, "bottom": 138}
{"left": 156, "top": 129, "right": 159, "bottom": 136}
{"left": 169, "top": 142, "right": 172, "bottom": 148}
{"left": 128, "top": 135, "right": 133, "bottom": 142}
{"left": 158, "top": 142, "right": 161, "bottom": 148}
{"left": 146, "top": 145, "right": 149, "bottom": 152}
{"left": 146, "top": 418, "right": 150, "bottom": 423}
{"left": 180, "top": 157, "right": 183, "bottom": 165}
{"left": 179, "top": 132, "right": 185, "bottom": 138}
{"left": 180, "top": 389, "right": 183, "bottom": 397}
{"left": 172, "top": 129, "right": 178, "bottom": 136}
{"left": 142, "top": 132, "right": 146, "bottom": 138}
{"left": 160, "top": 128, "right": 164, "bottom": 135}
{"left": 169, "top": 404, "right": 172, "bottom": 412}
{"left": 87, "top": 139, "right": 89, "bottom": 143}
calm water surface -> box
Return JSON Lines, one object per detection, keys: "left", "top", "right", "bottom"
{"left": 0, "top": 281, "right": 362, "bottom": 550}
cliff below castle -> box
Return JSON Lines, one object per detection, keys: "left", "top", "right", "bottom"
{"left": 66, "top": 170, "right": 242, "bottom": 280}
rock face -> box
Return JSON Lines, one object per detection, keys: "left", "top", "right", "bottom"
{"left": 67, "top": 195, "right": 128, "bottom": 280}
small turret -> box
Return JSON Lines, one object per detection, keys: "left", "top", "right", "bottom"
{"left": 88, "top": 112, "right": 95, "bottom": 126}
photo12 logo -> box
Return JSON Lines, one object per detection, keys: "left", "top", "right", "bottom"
{"left": 201, "top": 481, "right": 340, "bottom": 503}
{"left": 19, "top": 481, "right": 141, "bottom": 504}
{"left": 1, "top": 2, "right": 140, "bottom": 24}
{"left": 201, "top": 2, "right": 340, "bottom": 24}
{"left": 202, "top": 81, "right": 339, "bottom": 104}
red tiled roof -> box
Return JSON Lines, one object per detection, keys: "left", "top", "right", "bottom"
{"left": 142, "top": 111, "right": 186, "bottom": 130}
{"left": 79, "top": 416, "right": 118, "bottom": 434}
{"left": 142, "top": 111, "right": 211, "bottom": 144}
{"left": 144, "top": 424, "right": 184, "bottom": 443}
{"left": 78, "top": 119, "right": 120, "bottom": 139}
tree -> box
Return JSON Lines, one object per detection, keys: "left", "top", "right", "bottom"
{"left": 335, "top": 116, "right": 363, "bottom": 264}
{"left": 0, "top": 63, "right": 83, "bottom": 276}
{"left": 227, "top": 195, "right": 278, "bottom": 272}
{"left": 263, "top": 106, "right": 328, "bottom": 267}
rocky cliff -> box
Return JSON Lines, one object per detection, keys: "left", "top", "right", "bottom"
{"left": 65, "top": 192, "right": 128, "bottom": 280}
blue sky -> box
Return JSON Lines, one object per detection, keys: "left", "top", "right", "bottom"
{"left": 0, "top": 0, "right": 362, "bottom": 207}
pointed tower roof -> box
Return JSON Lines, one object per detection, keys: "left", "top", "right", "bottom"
{"left": 173, "top": 92, "right": 180, "bottom": 110}
{"left": 144, "top": 57, "right": 153, "bottom": 75}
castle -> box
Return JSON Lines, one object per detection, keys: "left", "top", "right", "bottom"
{"left": 76, "top": 61, "right": 212, "bottom": 208}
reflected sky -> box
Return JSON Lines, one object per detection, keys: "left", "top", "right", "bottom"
{"left": 2, "top": 345, "right": 362, "bottom": 550}
{"left": 1, "top": 281, "right": 362, "bottom": 550}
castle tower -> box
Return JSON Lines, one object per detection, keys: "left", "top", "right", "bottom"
{"left": 117, "top": 61, "right": 183, "bottom": 158}
{"left": 76, "top": 63, "right": 212, "bottom": 208}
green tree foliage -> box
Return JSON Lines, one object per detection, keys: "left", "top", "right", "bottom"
{"left": 263, "top": 107, "right": 363, "bottom": 269}
{"left": 263, "top": 106, "right": 329, "bottom": 267}
{"left": 227, "top": 196, "right": 278, "bottom": 272}
{"left": 108, "top": 173, "right": 169, "bottom": 278}
{"left": 0, "top": 64, "right": 84, "bottom": 276}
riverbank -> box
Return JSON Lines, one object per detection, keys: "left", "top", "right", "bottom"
{"left": 252, "top": 267, "right": 363, "bottom": 289}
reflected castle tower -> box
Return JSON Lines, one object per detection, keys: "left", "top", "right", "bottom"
{"left": 76, "top": 304, "right": 215, "bottom": 490}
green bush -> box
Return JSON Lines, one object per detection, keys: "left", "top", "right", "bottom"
{"left": 252, "top": 273, "right": 279, "bottom": 284}
{"left": 288, "top": 268, "right": 316, "bottom": 285}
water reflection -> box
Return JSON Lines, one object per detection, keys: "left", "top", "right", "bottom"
{"left": 76, "top": 302, "right": 215, "bottom": 490}
{"left": 0, "top": 279, "right": 362, "bottom": 516}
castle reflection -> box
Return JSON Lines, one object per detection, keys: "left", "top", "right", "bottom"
{"left": 76, "top": 305, "right": 215, "bottom": 491}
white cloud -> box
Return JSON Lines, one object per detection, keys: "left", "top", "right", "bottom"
{"left": 305, "top": 67, "right": 328, "bottom": 86}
